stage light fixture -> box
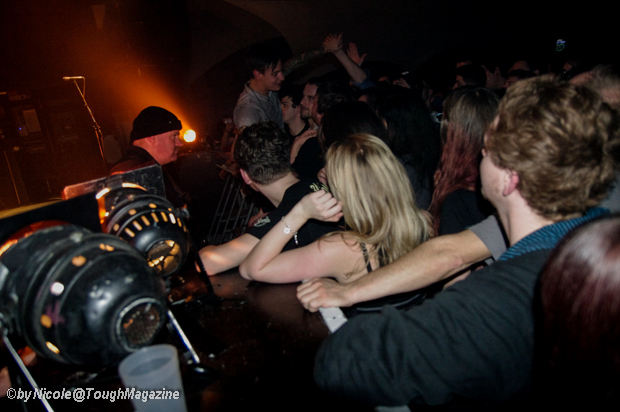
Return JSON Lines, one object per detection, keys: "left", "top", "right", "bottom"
{"left": 96, "top": 183, "right": 190, "bottom": 278}
{"left": 0, "top": 222, "right": 167, "bottom": 366}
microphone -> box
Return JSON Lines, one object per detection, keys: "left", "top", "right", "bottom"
{"left": 63, "top": 76, "right": 84, "bottom": 80}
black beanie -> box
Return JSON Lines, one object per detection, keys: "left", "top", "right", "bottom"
{"left": 130, "top": 106, "right": 182, "bottom": 142}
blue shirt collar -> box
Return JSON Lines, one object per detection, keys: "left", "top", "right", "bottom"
{"left": 498, "top": 208, "right": 610, "bottom": 261}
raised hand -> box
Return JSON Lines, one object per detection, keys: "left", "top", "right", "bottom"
{"left": 393, "top": 77, "right": 411, "bottom": 89}
{"left": 347, "top": 42, "right": 367, "bottom": 66}
{"left": 323, "top": 33, "right": 343, "bottom": 54}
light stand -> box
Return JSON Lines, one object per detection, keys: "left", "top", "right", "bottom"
{"left": 64, "top": 76, "right": 107, "bottom": 171}
{"left": 1, "top": 327, "right": 54, "bottom": 412}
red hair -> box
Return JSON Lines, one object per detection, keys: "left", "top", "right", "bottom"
{"left": 538, "top": 215, "right": 620, "bottom": 407}
{"left": 428, "top": 87, "right": 499, "bottom": 233}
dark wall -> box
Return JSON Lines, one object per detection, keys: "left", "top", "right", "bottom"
{"left": 0, "top": 0, "right": 616, "bottom": 208}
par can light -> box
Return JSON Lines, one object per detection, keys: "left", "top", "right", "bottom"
{"left": 97, "top": 184, "right": 190, "bottom": 278}
{"left": 0, "top": 223, "right": 167, "bottom": 366}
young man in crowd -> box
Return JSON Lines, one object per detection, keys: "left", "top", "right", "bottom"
{"left": 233, "top": 44, "right": 285, "bottom": 130}
{"left": 280, "top": 85, "right": 309, "bottom": 142}
{"left": 199, "top": 122, "right": 338, "bottom": 275}
{"left": 312, "top": 77, "right": 618, "bottom": 408}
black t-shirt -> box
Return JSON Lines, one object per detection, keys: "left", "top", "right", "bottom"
{"left": 438, "top": 188, "right": 494, "bottom": 236}
{"left": 399, "top": 153, "right": 433, "bottom": 211}
{"left": 288, "top": 122, "right": 310, "bottom": 144}
{"left": 247, "top": 178, "right": 341, "bottom": 251}
{"left": 292, "top": 137, "right": 324, "bottom": 180}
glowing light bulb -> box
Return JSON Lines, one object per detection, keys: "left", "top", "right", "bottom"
{"left": 183, "top": 129, "right": 196, "bottom": 143}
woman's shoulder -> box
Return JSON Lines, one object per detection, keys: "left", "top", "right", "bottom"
{"left": 316, "top": 232, "right": 365, "bottom": 262}
{"left": 320, "top": 231, "right": 362, "bottom": 249}
{"left": 316, "top": 233, "right": 376, "bottom": 282}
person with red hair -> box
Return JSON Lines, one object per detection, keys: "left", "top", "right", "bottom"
{"left": 428, "top": 87, "right": 499, "bottom": 235}
{"left": 537, "top": 215, "right": 620, "bottom": 408}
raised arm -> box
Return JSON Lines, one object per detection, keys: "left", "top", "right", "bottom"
{"left": 239, "top": 190, "right": 344, "bottom": 283}
{"left": 282, "top": 48, "right": 326, "bottom": 77}
{"left": 347, "top": 42, "right": 367, "bottom": 66}
{"left": 297, "top": 229, "right": 492, "bottom": 311}
{"left": 323, "top": 33, "right": 369, "bottom": 84}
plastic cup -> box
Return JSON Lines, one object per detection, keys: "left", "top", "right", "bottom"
{"left": 118, "top": 344, "right": 187, "bottom": 412}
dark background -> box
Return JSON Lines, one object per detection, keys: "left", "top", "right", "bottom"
{"left": 0, "top": 0, "right": 614, "bottom": 209}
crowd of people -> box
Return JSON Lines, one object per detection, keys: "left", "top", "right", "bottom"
{"left": 117, "top": 32, "right": 620, "bottom": 409}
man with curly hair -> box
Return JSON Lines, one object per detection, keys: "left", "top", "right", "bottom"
{"left": 313, "top": 77, "right": 619, "bottom": 408}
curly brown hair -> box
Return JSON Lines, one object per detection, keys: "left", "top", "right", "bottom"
{"left": 486, "top": 76, "right": 619, "bottom": 220}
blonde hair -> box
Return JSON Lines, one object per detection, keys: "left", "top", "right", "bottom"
{"left": 325, "top": 134, "right": 430, "bottom": 269}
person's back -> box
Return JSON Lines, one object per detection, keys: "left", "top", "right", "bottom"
{"left": 429, "top": 87, "right": 499, "bottom": 235}
{"left": 375, "top": 88, "right": 441, "bottom": 211}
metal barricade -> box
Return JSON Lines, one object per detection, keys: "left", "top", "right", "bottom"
{"left": 206, "top": 167, "right": 258, "bottom": 245}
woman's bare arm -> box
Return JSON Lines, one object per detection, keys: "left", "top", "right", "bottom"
{"left": 239, "top": 191, "right": 345, "bottom": 283}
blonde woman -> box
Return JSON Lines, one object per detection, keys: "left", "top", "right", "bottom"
{"left": 239, "top": 133, "right": 430, "bottom": 284}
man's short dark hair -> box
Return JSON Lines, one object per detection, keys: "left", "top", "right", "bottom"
{"left": 316, "top": 81, "right": 354, "bottom": 115}
{"left": 246, "top": 43, "right": 281, "bottom": 79}
{"left": 506, "top": 69, "right": 536, "bottom": 82}
{"left": 234, "top": 122, "right": 293, "bottom": 185}
{"left": 479, "top": 56, "right": 506, "bottom": 77}
{"left": 508, "top": 57, "right": 539, "bottom": 73}
{"left": 279, "top": 84, "right": 303, "bottom": 107}
{"left": 455, "top": 64, "right": 487, "bottom": 88}
{"left": 321, "top": 101, "right": 386, "bottom": 152}
{"left": 307, "top": 77, "right": 323, "bottom": 87}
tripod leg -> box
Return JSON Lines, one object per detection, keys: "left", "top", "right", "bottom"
{"left": 166, "top": 310, "right": 201, "bottom": 365}
{"left": 1, "top": 332, "right": 55, "bottom": 412}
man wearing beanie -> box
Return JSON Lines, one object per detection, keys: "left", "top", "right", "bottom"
{"left": 111, "top": 106, "right": 190, "bottom": 208}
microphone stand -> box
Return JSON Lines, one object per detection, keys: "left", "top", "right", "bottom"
{"left": 68, "top": 78, "right": 107, "bottom": 171}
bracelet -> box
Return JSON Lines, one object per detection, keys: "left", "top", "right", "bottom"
{"left": 281, "top": 217, "right": 299, "bottom": 246}
{"left": 281, "top": 217, "right": 297, "bottom": 235}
